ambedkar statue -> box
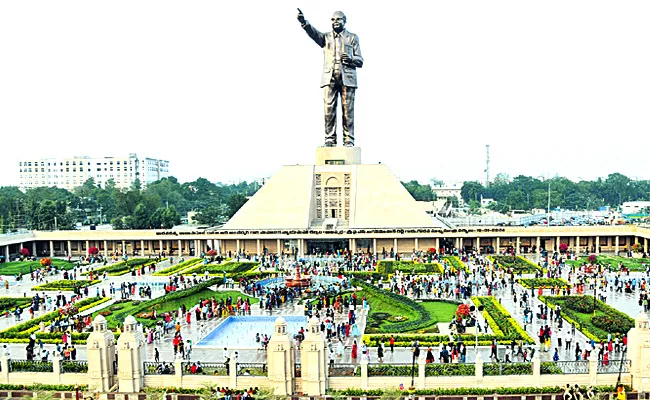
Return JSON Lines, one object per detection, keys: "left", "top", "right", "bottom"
{"left": 297, "top": 9, "right": 363, "bottom": 147}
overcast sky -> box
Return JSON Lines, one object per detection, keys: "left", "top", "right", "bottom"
{"left": 1, "top": 1, "right": 649, "bottom": 187}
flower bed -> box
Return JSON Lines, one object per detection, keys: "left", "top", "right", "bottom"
{"left": 0, "top": 296, "right": 110, "bottom": 343}
{"left": 81, "top": 258, "right": 154, "bottom": 276}
{"left": 565, "top": 255, "right": 650, "bottom": 271}
{"left": 517, "top": 278, "right": 569, "bottom": 289}
{"left": 152, "top": 258, "right": 202, "bottom": 276}
{"left": 442, "top": 256, "right": 471, "bottom": 273}
{"left": 181, "top": 261, "right": 260, "bottom": 276}
{"left": 488, "top": 255, "right": 540, "bottom": 273}
{"left": 32, "top": 279, "right": 101, "bottom": 291}
{"left": 538, "top": 295, "right": 634, "bottom": 341}
{"left": 330, "top": 385, "right": 627, "bottom": 397}
{"left": 376, "top": 260, "right": 443, "bottom": 275}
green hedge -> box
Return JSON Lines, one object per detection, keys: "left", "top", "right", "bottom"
{"left": 0, "top": 384, "right": 88, "bottom": 391}
{"left": 182, "top": 261, "right": 259, "bottom": 276}
{"left": 0, "top": 297, "right": 110, "bottom": 343}
{"left": 425, "top": 363, "right": 475, "bottom": 376}
{"left": 518, "top": 278, "right": 568, "bottom": 289}
{"left": 331, "top": 385, "right": 627, "bottom": 397}
{"left": 472, "top": 296, "right": 535, "bottom": 343}
{"left": 82, "top": 258, "right": 151, "bottom": 276}
{"left": 442, "top": 256, "right": 471, "bottom": 273}
{"left": 484, "top": 362, "right": 531, "bottom": 375}
{"left": 152, "top": 258, "right": 202, "bottom": 276}
{"left": 488, "top": 255, "right": 540, "bottom": 273}
{"left": 32, "top": 279, "right": 100, "bottom": 291}
{"left": 376, "top": 260, "right": 443, "bottom": 275}
{"left": 0, "top": 297, "right": 33, "bottom": 311}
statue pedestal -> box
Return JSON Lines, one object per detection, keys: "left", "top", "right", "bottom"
{"left": 316, "top": 146, "right": 361, "bottom": 166}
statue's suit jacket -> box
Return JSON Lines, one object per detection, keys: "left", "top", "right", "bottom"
{"left": 301, "top": 21, "right": 364, "bottom": 88}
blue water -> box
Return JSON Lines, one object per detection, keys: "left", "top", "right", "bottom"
{"left": 196, "top": 316, "right": 308, "bottom": 348}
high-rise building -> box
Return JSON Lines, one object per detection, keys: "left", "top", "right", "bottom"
{"left": 18, "top": 153, "right": 169, "bottom": 190}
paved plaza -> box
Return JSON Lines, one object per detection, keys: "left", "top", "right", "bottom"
{"left": 0, "top": 254, "right": 646, "bottom": 368}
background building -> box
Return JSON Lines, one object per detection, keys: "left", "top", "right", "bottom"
{"left": 18, "top": 153, "right": 169, "bottom": 190}
{"left": 432, "top": 182, "right": 465, "bottom": 206}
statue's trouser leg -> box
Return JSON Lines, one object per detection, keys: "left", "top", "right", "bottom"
{"left": 323, "top": 72, "right": 342, "bottom": 146}
{"left": 341, "top": 86, "right": 355, "bottom": 146}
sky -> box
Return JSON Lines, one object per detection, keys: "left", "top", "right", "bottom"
{"left": 1, "top": 1, "right": 649, "bottom": 187}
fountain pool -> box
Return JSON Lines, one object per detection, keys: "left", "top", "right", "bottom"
{"left": 195, "top": 316, "right": 307, "bottom": 349}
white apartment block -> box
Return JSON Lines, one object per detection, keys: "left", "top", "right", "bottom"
{"left": 18, "top": 153, "right": 169, "bottom": 191}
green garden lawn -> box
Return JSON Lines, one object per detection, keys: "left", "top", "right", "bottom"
{"left": 0, "top": 259, "right": 76, "bottom": 275}
{"left": 93, "top": 289, "right": 258, "bottom": 329}
{"left": 565, "top": 255, "right": 649, "bottom": 271}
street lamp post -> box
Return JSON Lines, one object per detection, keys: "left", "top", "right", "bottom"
{"left": 469, "top": 305, "right": 485, "bottom": 357}
{"left": 410, "top": 343, "right": 417, "bottom": 388}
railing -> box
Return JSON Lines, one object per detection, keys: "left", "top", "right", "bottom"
{"left": 143, "top": 361, "right": 175, "bottom": 375}
{"left": 598, "top": 359, "right": 631, "bottom": 374}
{"left": 294, "top": 362, "right": 301, "bottom": 378}
{"left": 483, "top": 362, "right": 532, "bottom": 376}
{"left": 425, "top": 363, "right": 475, "bottom": 377}
{"left": 542, "top": 360, "right": 589, "bottom": 375}
{"left": 367, "top": 363, "right": 414, "bottom": 377}
{"left": 9, "top": 359, "right": 53, "bottom": 373}
{"left": 329, "top": 363, "right": 359, "bottom": 377}
{"left": 61, "top": 360, "right": 88, "bottom": 373}
{"left": 237, "top": 362, "right": 267, "bottom": 376}
{"left": 182, "top": 361, "right": 228, "bottom": 376}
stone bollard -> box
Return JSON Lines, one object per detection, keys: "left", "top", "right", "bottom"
{"left": 52, "top": 354, "right": 61, "bottom": 384}
{"left": 360, "top": 358, "right": 369, "bottom": 391}
{"left": 588, "top": 352, "right": 598, "bottom": 386}
{"left": 531, "top": 353, "right": 541, "bottom": 387}
{"left": 0, "top": 356, "right": 8, "bottom": 383}
{"left": 475, "top": 353, "right": 484, "bottom": 385}
{"left": 174, "top": 358, "right": 184, "bottom": 388}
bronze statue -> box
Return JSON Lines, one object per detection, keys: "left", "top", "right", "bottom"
{"left": 297, "top": 9, "right": 363, "bottom": 147}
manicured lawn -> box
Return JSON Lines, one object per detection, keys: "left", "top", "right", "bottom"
{"left": 565, "top": 255, "right": 649, "bottom": 271}
{"left": 0, "top": 259, "right": 77, "bottom": 275}
{"left": 93, "top": 289, "right": 258, "bottom": 328}
{"left": 0, "top": 297, "right": 33, "bottom": 311}
{"left": 182, "top": 261, "right": 259, "bottom": 276}
{"left": 421, "top": 301, "right": 458, "bottom": 324}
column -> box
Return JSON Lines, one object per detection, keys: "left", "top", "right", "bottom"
{"left": 298, "top": 239, "right": 303, "bottom": 257}
{"left": 414, "top": 238, "right": 419, "bottom": 252}
{"left": 159, "top": 239, "right": 163, "bottom": 255}
{"left": 49, "top": 240, "right": 54, "bottom": 257}
{"left": 32, "top": 242, "right": 37, "bottom": 258}
{"left": 595, "top": 236, "right": 600, "bottom": 254}
{"left": 556, "top": 236, "right": 560, "bottom": 252}
{"left": 645, "top": 238, "right": 648, "bottom": 254}
{"left": 435, "top": 237, "right": 440, "bottom": 252}
{"left": 256, "top": 239, "right": 261, "bottom": 256}
{"left": 615, "top": 236, "right": 620, "bottom": 254}
{"left": 276, "top": 239, "right": 281, "bottom": 255}
{"left": 575, "top": 236, "right": 580, "bottom": 255}
{"left": 475, "top": 237, "right": 480, "bottom": 252}
{"left": 236, "top": 239, "right": 241, "bottom": 254}
{"left": 85, "top": 240, "right": 90, "bottom": 256}
{"left": 103, "top": 240, "right": 108, "bottom": 258}
{"left": 393, "top": 238, "right": 398, "bottom": 256}
{"left": 67, "top": 240, "right": 71, "bottom": 257}
{"left": 177, "top": 239, "right": 182, "bottom": 256}
{"left": 121, "top": 240, "right": 126, "bottom": 255}
{"left": 349, "top": 238, "right": 355, "bottom": 254}
{"left": 4, "top": 246, "right": 8, "bottom": 261}
{"left": 372, "top": 238, "right": 377, "bottom": 255}
{"left": 495, "top": 237, "right": 500, "bottom": 254}
{"left": 455, "top": 237, "right": 460, "bottom": 250}
{"left": 140, "top": 240, "right": 145, "bottom": 256}
{"left": 516, "top": 237, "right": 521, "bottom": 254}
{"left": 536, "top": 236, "right": 541, "bottom": 253}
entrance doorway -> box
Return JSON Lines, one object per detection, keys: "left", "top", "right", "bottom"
{"left": 306, "top": 239, "right": 348, "bottom": 255}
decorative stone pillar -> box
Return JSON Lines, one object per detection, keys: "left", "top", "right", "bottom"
{"left": 475, "top": 237, "right": 480, "bottom": 252}
{"left": 177, "top": 239, "right": 182, "bottom": 256}
{"left": 576, "top": 236, "right": 581, "bottom": 255}
{"left": 236, "top": 239, "right": 241, "bottom": 254}
{"left": 103, "top": 240, "right": 108, "bottom": 258}
{"left": 85, "top": 240, "right": 90, "bottom": 256}
{"left": 117, "top": 315, "right": 146, "bottom": 393}
{"left": 67, "top": 241, "right": 71, "bottom": 257}
{"left": 536, "top": 236, "right": 541, "bottom": 253}
{"left": 121, "top": 240, "right": 126, "bottom": 255}
{"left": 86, "top": 315, "right": 116, "bottom": 392}
{"left": 256, "top": 239, "right": 261, "bottom": 256}
{"left": 615, "top": 236, "right": 620, "bottom": 254}
{"left": 588, "top": 351, "right": 598, "bottom": 386}
{"left": 276, "top": 239, "right": 281, "bottom": 256}
{"left": 628, "top": 313, "right": 650, "bottom": 392}
{"left": 595, "top": 236, "right": 600, "bottom": 254}
{"left": 300, "top": 317, "right": 327, "bottom": 396}
{"left": 531, "top": 352, "right": 541, "bottom": 387}
{"left": 393, "top": 238, "right": 398, "bottom": 256}
{"left": 360, "top": 358, "right": 369, "bottom": 390}
{"left": 516, "top": 237, "right": 521, "bottom": 254}
{"left": 417, "top": 354, "right": 425, "bottom": 389}
{"left": 32, "top": 242, "right": 37, "bottom": 259}
{"left": 435, "top": 237, "right": 440, "bottom": 253}
{"left": 556, "top": 236, "right": 560, "bottom": 252}
{"left": 414, "top": 238, "right": 419, "bottom": 253}
{"left": 267, "top": 317, "right": 295, "bottom": 395}
{"left": 50, "top": 240, "right": 54, "bottom": 257}
{"left": 372, "top": 238, "right": 377, "bottom": 255}
{"left": 140, "top": 240, "right": 145, "bottom": 256}
{"left": 159, "top": 240, "right": 164, "bottom": 255}
{"left": 496, "top": 237, "right": 500, "bottom": 254}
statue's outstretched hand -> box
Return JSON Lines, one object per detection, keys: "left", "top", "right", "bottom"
{"left": 297, "top": 8, "right": 306, "bottom": 24}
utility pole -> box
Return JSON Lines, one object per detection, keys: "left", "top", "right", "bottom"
{"left": 547, "top": 179, "right": 551, "bottom": 215}
{"left": 484, "top": 144, "right": 490, "bottom": 186}
{"left": 54, "top": 216, "right": 58, "bottom": 231}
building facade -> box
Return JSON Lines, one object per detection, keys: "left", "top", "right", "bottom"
{"left": 18, "top": 153, "right": 169, "bottom": 191}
